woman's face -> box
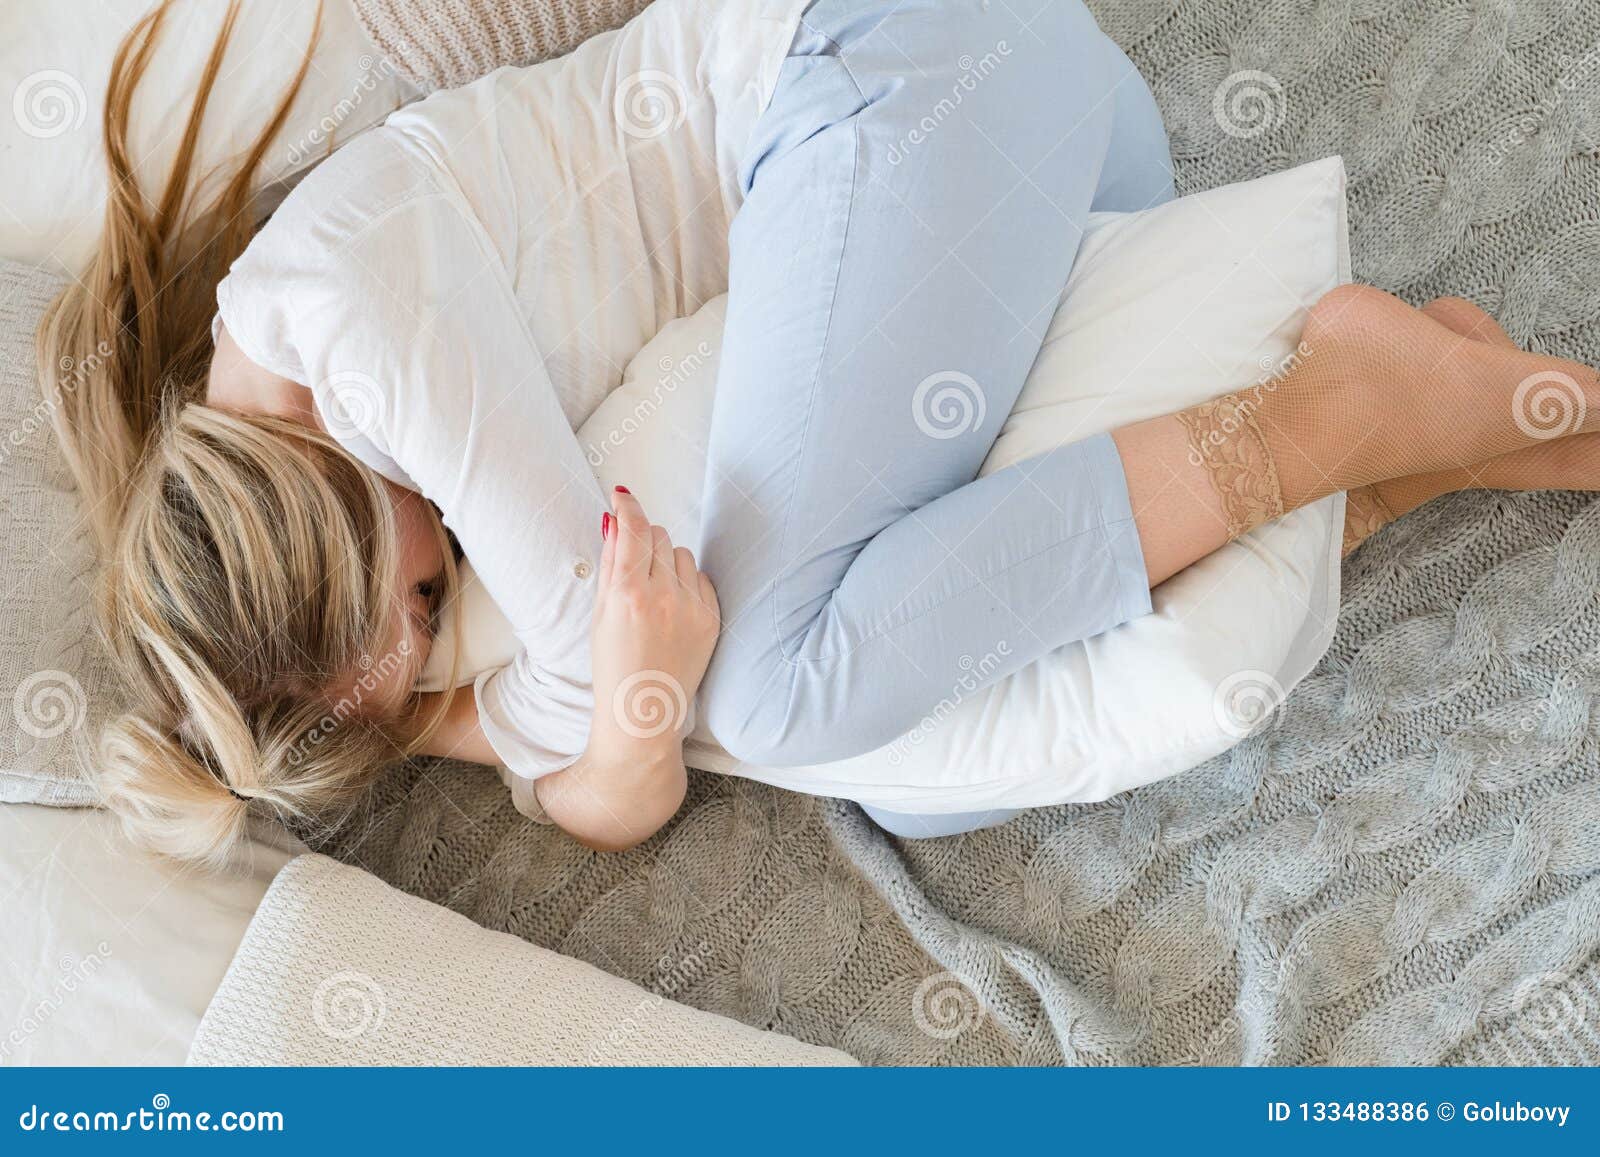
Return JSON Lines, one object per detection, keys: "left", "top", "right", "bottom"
{"left": 344, "top": 481, "right": 446, "bottom": 715}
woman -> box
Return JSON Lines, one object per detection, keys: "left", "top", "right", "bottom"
{"left": 45, "top": 0, "right": 1599, "bottom": 861}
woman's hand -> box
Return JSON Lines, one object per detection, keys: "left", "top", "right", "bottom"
{"left": 586, "top": 486, "right": 720, "bottom": 759}
{"left": 535, "top": 487, "right": 720, "bottom": 850}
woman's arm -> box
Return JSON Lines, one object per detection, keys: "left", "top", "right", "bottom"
{"left": 416, "top": 488, "right": 718, "bottom": 851}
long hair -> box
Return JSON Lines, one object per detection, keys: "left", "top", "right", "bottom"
{"left": 37, "top": 0, "right": 456, "bottom": 867}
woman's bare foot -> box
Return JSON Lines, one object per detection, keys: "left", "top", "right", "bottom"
{"left": 1343, "top": 296, "right": 1600, "bottom": 553}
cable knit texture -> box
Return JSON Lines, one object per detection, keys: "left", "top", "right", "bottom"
{"left": 320, "top": 0, "right": 1600, "bottom": 1065}
{"left": 3, "top": 0, "right": 1597, "bottom": 1065}
{"left": 352, "top": 0, "right": 653, "bottom": 91}
{"left": 0, "top": 261, "right": 109, "bottom": 808}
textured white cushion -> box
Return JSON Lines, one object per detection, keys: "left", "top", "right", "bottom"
{"left": 0, "top": 260, "right": 110, "bottom": 807}
{"left": 0, "top": 0, "right": 415, "bottom": 273}
{"left": 422, "top": 157, "right": 1351, "bottom": 814}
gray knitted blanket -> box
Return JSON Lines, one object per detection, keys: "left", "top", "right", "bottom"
{"left": 330, "top": 0, "right": 1600, "bottom": 1064}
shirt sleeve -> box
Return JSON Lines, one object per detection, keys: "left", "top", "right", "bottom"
{"left": 220, "top": 146, "right": 605, "bottom": 780}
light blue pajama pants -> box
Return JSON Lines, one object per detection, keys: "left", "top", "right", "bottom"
{"left": 696, "top": 0, "right": 1175, "bottom": 837}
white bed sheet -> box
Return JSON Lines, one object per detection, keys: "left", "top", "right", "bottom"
{"left": 0, "top": 803, "right": 295, "bottom": 1066}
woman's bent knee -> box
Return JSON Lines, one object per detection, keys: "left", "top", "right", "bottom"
{"left": 698, "top": 646, "right": 879, "bottom": 768}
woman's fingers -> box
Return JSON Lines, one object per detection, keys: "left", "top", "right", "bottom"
{"left": 598, "top": 502, "right": 618, "bottom": 595}
{"left": 697, "top": 571, "right": 720, "bottom": 621}
{"left": 673, "top": 545, "right": 698, "bottom": 591}
{"left": 609, "top": 487, "right": 652, "bottom": 582}
{"left": 650, "top": 525, "right": 674, "bottom": 578}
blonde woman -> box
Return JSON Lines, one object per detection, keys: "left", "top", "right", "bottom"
{"left": 46, "top": 0, "right": 1600, "bottom": 860}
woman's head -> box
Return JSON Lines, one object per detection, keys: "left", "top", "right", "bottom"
{"left": 38, "top": 0, "right": 454, "bottom": 866}
{"left": 97, "top": 405, "right": 448, "bottom": 864}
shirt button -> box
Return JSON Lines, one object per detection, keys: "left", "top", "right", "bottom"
{"left": 573, "top": 559, "right": 593, "bottom": 580}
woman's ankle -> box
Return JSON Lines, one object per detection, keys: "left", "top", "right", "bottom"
{"left": 1277, "top": 285, "right": 1600, "bottom": 494}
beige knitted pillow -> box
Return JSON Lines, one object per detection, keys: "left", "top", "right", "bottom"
{"left": 0, "top": 260, "right": 111, "bottom": 806}
{"left": 353, "top": 0, "right": 654, "bottom": 91}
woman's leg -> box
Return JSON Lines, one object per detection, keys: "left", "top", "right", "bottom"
{"left": 1342, "top": 297, "right": 1600, "bottom": 553}
{"left": 697, "top": 0, "right": 1600, "bottom": 768}
{"left": 860, "top": 804, "right": 1019, "bottom": 839}
{"left": 1113, "top": 285, "right": 1600, "bottom": 582}
{"left": 698, "top": 0, "right": 1172, "bottom": 765}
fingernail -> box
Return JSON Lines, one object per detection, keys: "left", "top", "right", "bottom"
{"left": 614, "top": 485, "right": 630, "bottom": 494}
{"left": 601, "top": 512, "right": 613, "bottom": 540}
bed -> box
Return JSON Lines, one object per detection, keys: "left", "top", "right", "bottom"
{"left": 0, "top": 0, "right": 848, "bottom": 1067}
{"left": 6, "top": 0, "right": 1600, "bottom": 1067}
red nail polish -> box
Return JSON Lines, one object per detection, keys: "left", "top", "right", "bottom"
{"left": 601, "top": 512, "right": 612, "bottom": 539}
{"left": 614, "top": 485, "right": 630, "bottom": 494}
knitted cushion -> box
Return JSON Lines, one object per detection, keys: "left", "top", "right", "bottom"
{"left": 0, "top": 260, "right": 111, "bottom": 806}
{"left": 353, "top": 0, "right": 654, "bottom": 92}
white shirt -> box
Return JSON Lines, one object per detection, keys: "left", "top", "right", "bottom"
{"left": 214, "top": 0, "right": 808, "bottom": 778}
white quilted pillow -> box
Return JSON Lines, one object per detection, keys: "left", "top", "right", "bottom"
{"left": 422, "top": 157, "right": 1351, "bottom": 814}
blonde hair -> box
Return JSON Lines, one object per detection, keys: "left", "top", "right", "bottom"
{"left": 38, "top": 0, "right": 455, "bottom": 867}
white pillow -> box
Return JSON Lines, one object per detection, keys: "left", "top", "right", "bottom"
{"left": 0, "top": 0, "right": 416, "bottom": 273}
{"left": 422, "top": 157, "right": 1351, "bottom": 814}
{"left": 0, "top": 803, "right": 296, "bottom": 1064}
